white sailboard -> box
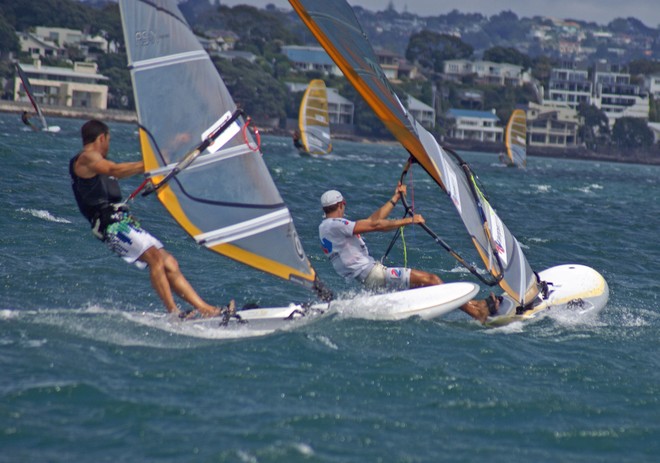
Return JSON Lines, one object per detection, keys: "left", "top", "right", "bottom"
{"left": 288, "top": 0, "right": 609, "bottom": 325}
{"left": 14, "top": 62, "right": 60, "bottom": 133}
{"left": 186, "top": 282, "right": 479, "bottom": 335}
{"left": 118, "top": 0, "right": 477, "bottom": 337}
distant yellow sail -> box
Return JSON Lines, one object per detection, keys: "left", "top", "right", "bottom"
{"left": 298, "top": 79, "right": 332, "bottom": 155}
{"left": 503, "top": 109, "right": 527, "bottom": 167}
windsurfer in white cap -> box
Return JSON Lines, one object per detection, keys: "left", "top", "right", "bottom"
{"left": 318, "top": 183, "right": 499, "bottom": 322}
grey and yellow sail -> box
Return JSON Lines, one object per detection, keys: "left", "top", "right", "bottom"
{"left": 289, "top": 0, "right": 540, "bottom": 306}
{"left": 298, "top": 79, "right": 332, "bottom": 155}
{"left": 503, "top": 109, "right": 527, "bottom": 167}
{"left": 119, "top": 0, "right": 317, "bottom": 288}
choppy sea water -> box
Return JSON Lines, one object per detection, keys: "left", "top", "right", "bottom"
{"left": 1, "top": 112, "right": 658, "bottom": 462}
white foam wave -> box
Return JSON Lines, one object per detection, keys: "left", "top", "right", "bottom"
{"left": 572, "top": 183, "right": 604, "bottom": 194}
{"left": 531, "top": 184, "right": 552, "bottom": 193}
{"left": 0, "top": 309, "right": 19, "bottom": 320}
{"left": 18, "top": 208, "right": 71, "bottom": 223}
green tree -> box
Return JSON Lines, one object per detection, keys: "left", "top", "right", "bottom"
{"left": 611, "top": 117, "right": 653, "bottom": 149}
{"left": 0, "top": 13, "right": 19, "bottom": 54}
{"left": 406, "top": 31, "right": 473, "bottom": 73}
{"left": 628, "top": 58, "right": 660, "bottom": 77}
{"left": 0, "top": 0, "right": 93, "bottom": 31}
{"left": 531, "top": 55, "right": 558, "bottom": 88}
{"left": 483, "top": 46, "right": 532, "bottom": 69}
{"left": 482, "top": 11, "right": 528, "bottom": 44}
{"left": 649, "top": 97, "right": 660, "bottom": 123}
{"left": 578, "top": 103, "right": 610, "bottom": 149}
{"left": 212, "top": 56, "right": 287, "bottom": 121}
{"left": 96, "top": 53, "right": 133, "bottom": 109}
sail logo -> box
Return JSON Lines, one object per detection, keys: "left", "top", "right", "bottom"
{"left": 390, "top": 268, "right": 402, "bottom": 279}
{"left": 293, "top": 230, "right": 305, "bottom": 260}
{"left": 487, "top": 208, "right": 508, "bottom": 266}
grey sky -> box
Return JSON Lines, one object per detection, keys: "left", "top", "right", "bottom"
{"left": 221, "top": 0, "right": 660, "bottom": 28}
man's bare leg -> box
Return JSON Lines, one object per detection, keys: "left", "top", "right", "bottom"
{"left": 409, "top": 269, "right": 442, "bottom": 288}
{"left": 139, "top": 246, "right": 178, "bottom": 314}
{"left": 159, "top": 249, "right": 230, "bottom": 318}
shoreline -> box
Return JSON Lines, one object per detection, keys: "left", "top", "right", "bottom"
{"left": 0, "top": 100, "right": 137, "bottom": 123}
{"left": 4, "top": 101, "right": 659, "bottom": 166}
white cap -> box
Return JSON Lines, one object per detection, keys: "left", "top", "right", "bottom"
{"left": 320, "top": 190, "right": 344, "bottom": 207}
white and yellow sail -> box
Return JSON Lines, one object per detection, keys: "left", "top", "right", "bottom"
{"left": 298, "top": 79, "right": 332, "bottom": 155}
{"left": 289, "top": 0, "right": 540, "bottom": 306}
{"left": 503, "top": 109, "right": 527, "bottom": 167}
{"left": 119, "top": 0, "right": 317, "bottom": 288}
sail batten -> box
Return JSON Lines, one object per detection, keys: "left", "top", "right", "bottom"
{"left": 196, "top": 209, "right": 292, "bottom": 247}
{"left": 146, "top": 145, "right": 252, "bottom": 177}
{"left": 289, "top": 0, "right": 540, "bottom": 305}
{"left": 130, "top": 51, "right": 208, "bottom": 72}
{"left": 120, "top": 0, "right": 317, "bottom": 288}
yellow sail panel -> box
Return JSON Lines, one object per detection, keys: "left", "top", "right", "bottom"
{"left": 210, "top": 242, "right": 317, "bottom": 283}
{"left": 139, "top": 128, "right": 164, "bottom": 180}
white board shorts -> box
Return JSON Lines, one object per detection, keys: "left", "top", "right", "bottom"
{"left": 104, "top": 216, "right": 163, "bottom": 270}
{"left": 363, "top": 262, "right": 411, "bottom": 291}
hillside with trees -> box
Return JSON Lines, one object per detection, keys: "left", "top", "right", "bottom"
{"left": 1, "top": 0, "right": 659, "bottom": 157}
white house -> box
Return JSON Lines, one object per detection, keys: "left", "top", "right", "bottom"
{"left": 526, "top": 101, "right": 580, "bottom": 148}
{"left": 407, "top": 95, "right": 435, "bottom": 129}
{"left": 443, "top": 59, "right": 531, "bottom": 87}
{"left": 445, "top": 108, "right": 502, "bottom": 142}
{"left": 281, "top": 46, "right": 342, "bottom": 77}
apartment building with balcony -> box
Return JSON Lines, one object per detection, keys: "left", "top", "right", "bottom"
{"left": 526, "top": 101, "right": 580, "bottom": 148}
{"left": 13, "top": 60, "right": 109, "bottom": 110}
{"left": 445, "top": 108, "right": 502, "bottom": 142}
{"left": 547, "top": 64, "right": 593, "bottom": 110}
{"left": 443, "top": 59, "right": 531, "bottom": 87}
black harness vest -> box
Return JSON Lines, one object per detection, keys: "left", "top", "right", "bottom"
{"left": 69, "top": 154, "right": 126, "bottom": 238}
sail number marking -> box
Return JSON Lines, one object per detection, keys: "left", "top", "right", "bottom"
{"left": 135, "top": 30, "right": 158, "bottom": 47}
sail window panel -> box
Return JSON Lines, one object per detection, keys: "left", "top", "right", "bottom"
{"left": 173, "top": 152, "right": 283, "bottom": 206}
{"left": 196, "top": 209, "right": 291, "bottom": 247}
{"left": 217, "top": 222, "right": 310, "bottom": 276}
{"left": 133, "top": 59, "right": 240, "bottom": 166}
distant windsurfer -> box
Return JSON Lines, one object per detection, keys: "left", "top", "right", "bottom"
{"left": 292, "top": 130, "right": 303, "bottom": 149}
{"left": 69, "top": 119, "right": 234, "bottom": 319}
{"left": 318, "top": 185, "right": 500, "bottom": 323}
{"left": 21, "top": 111, "right": 37, "bottom": 131}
